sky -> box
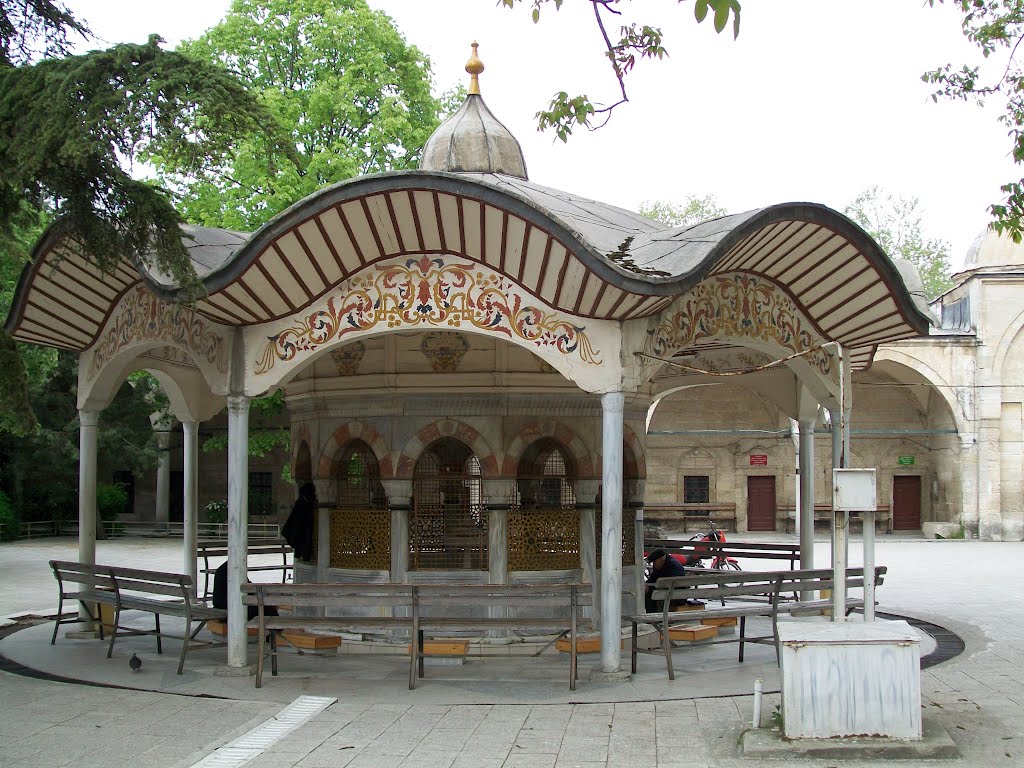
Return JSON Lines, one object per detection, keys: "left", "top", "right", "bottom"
{"left": 64, "top": 0, "right": 1020, "bottom": 269}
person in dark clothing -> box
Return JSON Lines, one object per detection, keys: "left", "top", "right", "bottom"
{"left": 211, "top": 561, "right": 278, "bottom": 622}
{"left": 644, "top": 547, "right": 693, "bottom": 613}
{"left": 281, "top": 482, "right": 317, "bottom": 562}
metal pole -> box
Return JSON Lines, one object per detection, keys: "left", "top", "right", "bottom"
{"left": 862, "top": 509, "right": 876, "bottom": 622}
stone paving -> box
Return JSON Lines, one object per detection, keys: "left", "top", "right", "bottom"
{"left": 1, "top": 536, "right": 1024, "bottom": 767}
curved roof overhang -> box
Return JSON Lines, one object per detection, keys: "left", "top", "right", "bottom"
{"left": 5, "top": 171, "right": 931, "bottom": 370}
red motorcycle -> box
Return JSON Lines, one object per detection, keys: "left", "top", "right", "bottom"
{"left": 672, "top": 522, "right": 741, "bottom": 570}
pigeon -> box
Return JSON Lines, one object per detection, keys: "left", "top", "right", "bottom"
{"left": 129, "top": 653, "right": 142, "bottom": 673}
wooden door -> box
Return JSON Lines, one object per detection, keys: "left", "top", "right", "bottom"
{"left": 892, "top": 475, "right": 922, "bottom": 531}
{"left": 747, "top": 476, "right": 777, "bottom": 532}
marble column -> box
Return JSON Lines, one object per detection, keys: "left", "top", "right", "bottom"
{"left": 575, "top": 479, "right": 600, "bottom": 628}
{"left": 226, "top": 395, "right": 249, "bottom": 667}
{"left": 600, "top": 392, "right": 624, "bottom": 674}
{"left": 483, "top": 479, "right": 511, "bottom": 585}
{"left": 959, "top": 433, "right": 979, "bottom": 538}
{"left": 381, "top": 479, "right": 412, "bottom": 583}
{"left": 182, "top": 421, "right": 199, "bottom": 598}
{"left": 78, "top": 410, "right": 99, "bottom": 623}
{"left": 314, "top": 479, "right": 332, "bottom": 585}
{"left": 154, "top": 429, "right": 171, "bottom": 525}
{"left": 798, "top": 418, "right": 816, "bottom": 573}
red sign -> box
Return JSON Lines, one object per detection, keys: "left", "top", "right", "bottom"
{"left": 750, "top": 455, "right": 768, "bottom": 466}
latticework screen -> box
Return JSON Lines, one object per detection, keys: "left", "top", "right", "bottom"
{"left": 509, "top": 508, "right": 580, "bottom": 570}
{"left": 510, "top": 445, "right": 579, "bottom": 570}
{"left": 411, "top": 441, "right": 487, "bottom": 570}
{"left": 329, "top": 508, "right": 391, "bottom": 569}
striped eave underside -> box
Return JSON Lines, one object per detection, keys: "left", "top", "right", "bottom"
{"left": 11, "top": 242, "right": 139, "bottom": 351}
{"left": 708, "top": 219, "right": 917, "bottom": 370}
{"left": 192, "top": 188, "right": 673, "bottom": 326}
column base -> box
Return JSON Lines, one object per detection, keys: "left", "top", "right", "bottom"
{"left": 214, "top": 663, "right": 256, "bottom": 677}
{"left": 589, "top": 668, "right": 631, "bottom": 683}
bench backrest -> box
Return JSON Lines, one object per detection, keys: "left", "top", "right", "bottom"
{"left": 109, "top": 565, "right": 193, "bottom": 599}
{"left": 646, "top": 539, "right": 800, "bottom": 558}
{"left": 651, "top": 566, "right": 886, "bottom": 605}
{"left": 197, "top": 542, "right": 291, "bottom": 559}
{"left": 51, "top": 560, "right": 118, "bottom": 592}
{"left": 51, "top": 560, "right": 193, "bottom": 600}
{"left": 416, "top": 583, "right": 593, "bottom": 612}
{"left": 241, "top": 582, "right": 415, "bottom": 609}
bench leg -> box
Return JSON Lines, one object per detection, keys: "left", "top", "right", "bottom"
{"left": 738, "top": 616, "right": 745, "bottom": 663}
{"left": 418, "top": 629, "right": 425, "bottom": 679}
{"left": 255, "top": 631, "right": 265, "bottom": 688}
{"left": 50, "top": 597, "right": 63, "bottom": 645}
{"left": 154, "top": 613, "right": 162, "bottom": 655}
{"left": 177, "top": 619, "right": 190, "bottom": 675}
{"left": 630, "top": 622, "right": 638, "bottom": 674}
{"left": 270, "top": 630, "right": 278, "bottom": 677}
{"left": 661, "top": 626, "right": 675, "bottom": 681}
{"left": 107, "top": 606, "right": 121, "bottom": 659}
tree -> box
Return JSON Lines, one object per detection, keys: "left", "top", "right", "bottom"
{"left": 845, "top": 186, "right": 953, "bottom": 300}
{"left": 925, "top": 1, "right": 1024, "bottom": 242}
{"left": 0, "top": 9, "right": 292, "bottom": 295}
{"left": 500, "top": 0, "right": 741, "bottom": 140}
{"left": 639, "top": 195, "right": 729, "bottom": 227}
{"left": 156, "top": 0, "right": 444, "bottom": 230}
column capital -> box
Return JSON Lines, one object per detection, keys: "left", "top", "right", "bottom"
{"left": 227, "top": 394, "right": 250, "bottom": 412}
{"left": 78, "top": 409, "right": 100, "bottom": 428}
{"left": 601, "top": 391, "right": 625, "bottom": 413}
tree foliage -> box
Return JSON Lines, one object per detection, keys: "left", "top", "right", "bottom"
{"left": 845, "top": 186, "right": 953, "bottom": 300}
{"left": 639, "top": 195, "right": 728, "bottom": 227}
{"left": 0, "top": 0, "right": 86, "bottom": 66}
{"left": 0, "top": 33, "right": 292, "bottom": 295}
{"left": 500, "top": 0, "right": 741, "bottom": 140}
{"left": 0, "top": 352, "right": 163, "bottom": 524}
{"left": 156, "top": 0, "right": 443, "bottom": 230}
{"left": 925, "top": 0, "right": 1024, "bottom": 241}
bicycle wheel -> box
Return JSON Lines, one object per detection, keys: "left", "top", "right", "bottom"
{"left": 722, "top": 559, "right": 742, "bottom": 571}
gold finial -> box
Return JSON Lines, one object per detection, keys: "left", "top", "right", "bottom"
{"left": 466, "top": 41, "right": 484, "bottom": 95}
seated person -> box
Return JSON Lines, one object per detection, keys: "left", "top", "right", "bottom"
{"left": 644, "top": 548, "right": 697, "bottom": 613}
{"left": 212, "top": 561, "right": 278, "bottom": 622}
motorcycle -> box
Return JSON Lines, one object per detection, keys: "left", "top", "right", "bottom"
{"left": 681, "top": 521, "right": 741, "bottom": 570}
{"left": 646, "top": 522, "right": 741, "bottom": 574}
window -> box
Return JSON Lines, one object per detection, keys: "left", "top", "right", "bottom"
{"left": 249, "top": 472, "right": 274, "bottom": 516}
{"left": 683, "top": 475, "right": 710, "bottom": 504}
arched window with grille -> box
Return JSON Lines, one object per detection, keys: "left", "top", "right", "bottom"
{"left": 294, "top": 441, "right": 312, "bottom": 486}
{"left": 510, "top": 439, "right": 579, "bottom": 570}
{"left": 329, "top": 439, "right": 389, "bottom": 570}
{"left": 335, "top": 440, "right": 385, "bottom": 509}
{"left": 411, "top": 438, "right": 486, "bottom": 570}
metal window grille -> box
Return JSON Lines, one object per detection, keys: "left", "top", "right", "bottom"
{"left": 411, "top": 439, "right": 486, "bottom": 570}
{"left": 683, "top": 475, "right": 710, "bottom": 504}
{"left": 510, "top": 443, "right": 579, "bottom": 570}
{"left": 335, "top": 440, "right": 385, "bottom": 509}
{"left": 248, "top": 472, "right": 273, "bottom": 516}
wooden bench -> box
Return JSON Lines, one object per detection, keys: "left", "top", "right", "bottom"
{"left": 646, "top": 538, "right": 802, "bottom": 570}
{"left": 413, "top": 584, "right": 591, "bottom": 691}
{"left": 242, "top": 582, "right": 591, "bottom": 690}
{"left": 777, "top": 505, "right": 893, "bottom": 534}
{"left": 197, "top": 540, "right": 293, "bottom": 601}
{"left": 644, "top": 504, "right": 737, "bottom": 533}
{"left": 242, "top": 582, "right": 417, "bottom": 688}
{"left": 629, "top": 566, "right": 886, "bottom": 680}
{"left": 50, "top": 560, "right": 226, "bottom": 674}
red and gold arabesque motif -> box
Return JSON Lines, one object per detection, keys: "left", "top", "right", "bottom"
{"left": 645, "top": 273, "right": 834, "bottom": 379}
{"left": 256, "top": 256, "right": 601, "bottom": 374}
{"left": 91, "top": 286, "right": 228, "bottom": 377}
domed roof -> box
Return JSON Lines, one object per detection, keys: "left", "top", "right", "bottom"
{"left": 419, "top": 43, "right": 528, "bottom": 180}
{"left": 963, "top": 228, "right": 1024, "bottom": 268}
